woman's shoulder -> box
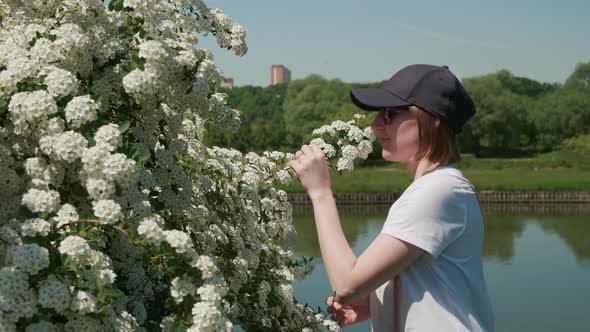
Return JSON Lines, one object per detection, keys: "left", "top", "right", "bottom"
{"left": 412, "top": 165, "right": 470, "bottom": 188}
{"left": 402, "top": 165, "right": 475, "bottom": 202}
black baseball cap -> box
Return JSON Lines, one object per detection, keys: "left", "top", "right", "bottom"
{"left": 350, "top": 64, "right": 475, "bottom": 133}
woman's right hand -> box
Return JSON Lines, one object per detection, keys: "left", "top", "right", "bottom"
{"left": 326, "top": 295, "right": 371, "bottom": 327}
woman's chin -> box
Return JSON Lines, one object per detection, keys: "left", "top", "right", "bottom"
{"left": 381, "top": 150, "right": 397, "bottom": 162}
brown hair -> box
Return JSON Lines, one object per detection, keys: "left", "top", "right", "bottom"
{"left": 408, "top": 105, "right": 461, "bottom": 165}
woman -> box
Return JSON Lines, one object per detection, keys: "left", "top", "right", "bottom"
{"left": 288, "top": 64, "right": 495, "bottom": 331}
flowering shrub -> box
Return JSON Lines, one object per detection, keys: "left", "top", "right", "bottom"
{"left": 0, "top": 1, "right": 374, "bottom": 331}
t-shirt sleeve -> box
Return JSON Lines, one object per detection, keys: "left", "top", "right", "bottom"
{"left": 381, "top": 177, "right": 466, "bottom": 258}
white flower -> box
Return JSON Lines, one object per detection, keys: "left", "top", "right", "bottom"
{"left": 64, "top": 95, "right": 99, "bottom": 128}
{"left": 20, "top": 218, "right": 51, "bottom": 237}
{"left": 323, "top": 319, "right": 342, "bottom": 331}
{"left": 92, "top": 199, "right": 123, "bottom": 224}
{"left": 0, "top": 69, "right": 18, "bottom": 96}
{"left": 24, "top": 157, "right": 47, "bottom": 179}
{"left": 6, "top": 56, "right": 38, "bottom": 82}
{"left": 321, "top": 143, "right": 336, "bottom": 158}
{"left": 137, "top": 216, "right": 165, "bottom": 245}
{"left": 110, "top": 311, "right": 139, "bottom": 332}
{"left": 8, "top": 90, "right": 58, "bottom": 133}
{"left": 170, "top": 277, "right": 196, "bottom": 303}
{"left": 211, "top": 8, "right": 231, "bottom": 30}
{"left": 81, "top": 146, "right": 111, "bottom": 174}
{"left": 194, "top": 255, "right": 218, "bottom": 279}
{"left": 337, "top": 157, "right": 354, "bottom": 171}
{"left": 70, "top": 290, "right": 97, "bottom": 314}
{"left": 241, "top": 170, "right": 260, "bottom": 187}
{"left": 53, "top": 204, "right": 79, "bottom": 228}
{"left": 122, "top": 66, "right": 160, "bottom": 97}
{"left": 21, "top": 188, "right": 60, "bottom": 213}
{"left": 230, "top": 25, "right": 247, "bottom": 56}
{"left": 64, "top": 317, "right": 101, "bottom": 332}
{"left": 310, "top": 138, "right": 326, "bottom": 146}
{"left": 276, "top": 169, "right": 292, "bottom": 185}
{"left": 12, "top": 244, "right": 50, "bottom": 275}
{"left": 85, "top": 177, "right": 116, "bottom": 200}
{"left": 40, "top": 131, "right": 87, "bottom": 162}
{"left": 138, "top": 40, "right": 167, "bottom": 64}
{"left": 164, "top": 230, "right": 193, "bottom": 254}
{"left": 341, "top": 145, "right": 359, "bottom": 159}
{"left": 357, "top": 140, "right": 373, "bottom": 159}
{"left": 58, "top": 235, "right": 91, "bottom": 258}
{"left": 347, "top": 126, "right": 364, "bottom": 143}
{"left": 277, "top": 283, "right": 293, "bottom": 301}
{"left": 364, "top": 126, "right": 377, "bottom": 141}
{"left": 44, "top": 66, "right": 78, "bottom": 97}
{"left": 94, "top": 123, "right": 122, "bottom": 151}
{"left": 38, "top": 275, "right": 70, "bottom": 312}
{"left": 37, "top": 117, "right": 65, "bottom": 136}
{"left": 190, "top": 301, "right": 223, "bottom": 331}
{"left": 102, "top": 153, "right": 137, "bottom": 185}
{"left": 0, "top": 268, "right": 38, "bottom": 319}
{"left": 197, "top": 283, "right": 225, "bottom": 303}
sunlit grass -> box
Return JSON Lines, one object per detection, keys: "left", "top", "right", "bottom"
{"left": 279, "top": 151, "right": 590, "bottom": 192}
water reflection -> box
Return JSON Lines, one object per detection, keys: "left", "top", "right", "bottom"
{"left": 292, "top": 205, "right": 590, "bottom": 262}
{"left": 292, "top": 205, "right": 590, "bottom": 332}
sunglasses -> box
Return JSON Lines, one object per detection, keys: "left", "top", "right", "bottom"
{"left": 379, "top": 108, "right": 406, "bottom": 125}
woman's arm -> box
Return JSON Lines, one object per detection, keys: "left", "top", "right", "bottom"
{"left": 311, "top": 191, "right": 424, "bottom": 305}
{"left": 289, "top": 144, "right": 424, "bottom": 305}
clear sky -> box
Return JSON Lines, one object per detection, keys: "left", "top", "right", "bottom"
{"left": 200, "top": 0, "right": 590, "bottom": 87}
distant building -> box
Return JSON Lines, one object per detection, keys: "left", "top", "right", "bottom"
{"left": 270, "top": 65, "right": 291, "bottom": 85}
{"left": 221, "top": 77, "right": 234, "bottom": 89}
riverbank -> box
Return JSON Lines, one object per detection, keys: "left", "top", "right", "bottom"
{"left": 288, "top": 191, "right": 590, "bottom": 205}
{"left": 278, "top": 159, "right": 590, "bottom": 193}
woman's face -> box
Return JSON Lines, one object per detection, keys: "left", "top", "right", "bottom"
{"left": 370, "top": 108, "right": 420, "bottom": 163}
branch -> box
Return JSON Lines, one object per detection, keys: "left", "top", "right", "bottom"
{"left": 57, "top": 219, "right": 128, "bottom": 236}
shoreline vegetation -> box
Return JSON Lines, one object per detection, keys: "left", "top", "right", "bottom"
{"left": 278, "top": 151, "right": 590, "bottom": 193}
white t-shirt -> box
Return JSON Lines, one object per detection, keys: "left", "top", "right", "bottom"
{"left": 370, "top": 164, "right": 495, "bottom": 332}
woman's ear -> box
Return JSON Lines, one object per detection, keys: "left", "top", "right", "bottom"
{"left": 434, "top": 118, "right": 440, "bottom": 128}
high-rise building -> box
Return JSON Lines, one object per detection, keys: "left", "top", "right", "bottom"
{"left": 221, "top": 77, "right": 234, "bottom": 89}
{"left": 270, "top": 65, "right": 291, "bottom": 85}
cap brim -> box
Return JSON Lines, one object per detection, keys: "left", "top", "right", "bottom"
{"left": 350, "top": 88, "right": 410, "bottom": 111}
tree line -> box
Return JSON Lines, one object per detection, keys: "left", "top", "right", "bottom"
{"left": 205, "top": 62, "right": 590, "bottom": 158}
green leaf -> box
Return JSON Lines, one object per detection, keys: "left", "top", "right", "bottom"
{"left": 108, "top": 0, "right": 124, "bottom": 11}
{"left": 119, "top": 120, "right": 131, "bottom": 134}
{"left": 0, "top": 96, "right": 7, "bottom": 111}
{"left": 137, "top": 150, "right": 151, "bottom": 162}
{"left": 56, "top": 95, "right": 73, "bottom": 109}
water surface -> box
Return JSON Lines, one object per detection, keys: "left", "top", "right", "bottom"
{"left": 292, "top": 206, "right": 590, "bottom": 331}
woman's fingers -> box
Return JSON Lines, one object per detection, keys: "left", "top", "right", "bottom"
{"left": 287, "top": 159, "right": 300, "bottom": 172}
{"left": 310, "top": 143, "right": 325, "bottom": 159}
{"left": 301, "top": 144, "right": 313, "bottom": 155}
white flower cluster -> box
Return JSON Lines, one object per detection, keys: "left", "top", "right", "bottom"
{"left": 310, "top": 116, "right": 376, "bottom": 171}
{"left": 0, "top": 0, "right": 347, "bottom": 330}
{"left": 64, "top": 95, "right": 99, "bottom": 128}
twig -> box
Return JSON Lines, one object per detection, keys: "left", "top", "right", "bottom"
{"left": 57, "top": 219, "right": 128, "bottom": 236}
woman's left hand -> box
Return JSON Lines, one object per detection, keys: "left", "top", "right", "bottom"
{"left": 288, "top": 144, "right": 332, "bottom": 201}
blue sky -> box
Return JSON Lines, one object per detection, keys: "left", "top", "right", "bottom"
{"left": 201, "top": 0, "right": 590, "bottom": 87}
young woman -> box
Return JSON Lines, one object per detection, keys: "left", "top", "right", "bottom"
{"left": 288, "top": 64, "right": 495, "bottom": 331}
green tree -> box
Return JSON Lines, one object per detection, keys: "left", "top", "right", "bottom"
{"left": 462, "top": 71, "right": 535, "bottom": 154}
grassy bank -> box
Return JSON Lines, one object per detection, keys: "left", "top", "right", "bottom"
{"left": 278, "top": 151, "right": 590, "bottom": 193}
